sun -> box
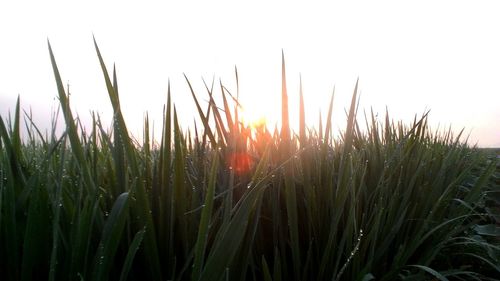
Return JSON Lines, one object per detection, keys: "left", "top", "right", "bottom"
{"left": 237, "top": 95, "right": 277, "bottom": 131}
{"left": 226, "top": 106, "right": 270, "bottom": 176}
{"left": 239, "top": 108, "right": 268, "bottom": 130}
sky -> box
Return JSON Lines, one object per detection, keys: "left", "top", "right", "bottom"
{"left": 0, "top": 1, "right": 499, "bottom": 147}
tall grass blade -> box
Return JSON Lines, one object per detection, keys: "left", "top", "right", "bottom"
{"left": 324, "top": 87, "right": 335, "bottom": 144}
{"left": 93, "top": 37, "right": 162, "bottom": 280}
{"left": 408, "top": 265, "right": 449, "bottom": 281}
{"left": 299, "top": 75, "right": 306, "bottom": 148}
{"left": 119, "top": 228, "right": 146, "bottom": 281}
{"left": 192, "top": 152, "right": 219, "bottom": 280}
{"left": 21, "top": 177, "right": 50, "bottom": 281}
{"left": 173, "top": 108, "right": 189, "bottom": 258}
{"left": 184, "top": 74, "right": 217, "bottom": 148}
{"left": 48, "top": 41, "right": 95, "bottom": 193}
{"left": 343, "top": 78, "right": 359, "bottom": 156}
{"left": 200, "top": 147, "right": 271, "bottom": 281}
{"left": 261, "top": 256, "right": 273, "bottom": 281}
{"left": 280, "top": 50, "right": 290, "bottom": 142}
{"left": 92, "top": 192, "right": 130, "bottom": 281}
{"left": 11, "top": 96, "right": 22, "bottom": 162}
{"left": 283, "top": 168, "right": 301, "bottom": 279}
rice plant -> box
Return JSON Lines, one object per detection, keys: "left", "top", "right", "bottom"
{"left": 0, "top": 40, "right": 499, "bottom": 281}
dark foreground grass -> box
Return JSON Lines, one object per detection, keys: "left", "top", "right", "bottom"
{"left": 1, "top": 41, "right": 499, "bottom": 280}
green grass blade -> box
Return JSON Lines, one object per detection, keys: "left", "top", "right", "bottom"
{"left": 261, "top": 256, "right": 273, "bottom": 281}
{"left": 324, "top": 87, "right": 335, "bottom": 144}
{"left": 299, "top": 75, "right": 306, "bottom": 149}
{"left": 21, "top": 179, "right": 50, "bottom": 281}
{"left": 343, "top": 79, "right": 359, "bottom": 155}
{"left": 0, "top": 112, "right": 26, "bottom": 187}
{"left": 283, "top": 169, "right": 301, "bottom": 279}
{"left": 160, "top": 82, "right": 174, "bottom": 269}
{"left": 192, "top": 152, "right": 219, "bottom": 280}
{"left": 48, "top": 140, "right": 66, "bottom": 281}
{"left": 204, "top": 79, "right": 228, "bottom": 146}
{"left": 184, "top": 74, "right": 217, "bottom": 148}
{"left": 280, "top": 50, "right": 290, "bottom": 142}
{"left": 464, "top": 161, "right": 496, "bottom": 203}
{"left": 92, "top": 192, "right": 130, "bottom": 281}
{"left": 119, "top": 228, "right": 146, "bottom": 281}
{"left": 93, "top": 38, "right": 162, "bottom": 280}
{"left": 200, "top": 147, "right": 272, "bottom": 281}
{"left": 200, "top": 189, "right": 263, "bottom": 281}
{"left": 408, "top": 265, "right": 449, "bottom": 281}
{"left": 220, "top": 80, "right": 235, "bottom": 136}
{"left": 0, "top": 116, "right": 22, "bottom": 280}
{"left": 111, "top": 64, "right": 127, "bottom": 196}
{"left": 11, "top": 96, "right": 22, "bottom": 163}
{"left": 173, "top": 107, "right": 189, "bottom": 258}
{"left": 48, "top": 41, "right": 95, "bottom": 194}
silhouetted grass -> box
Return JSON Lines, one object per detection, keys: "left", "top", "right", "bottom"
{"left": 0, "top": 41, "right": 499, "bottom": 280}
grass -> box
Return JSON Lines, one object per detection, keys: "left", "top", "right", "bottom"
{"left": 0, "top": 40, "right": 499, "bottom": 280}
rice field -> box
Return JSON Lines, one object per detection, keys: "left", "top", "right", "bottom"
{"left": 1, "top": 41, "right": 499, "bottom": 280}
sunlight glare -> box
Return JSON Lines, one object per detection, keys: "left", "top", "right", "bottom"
{"left": 239, "top": 105, "right": 269, "bottom": 130}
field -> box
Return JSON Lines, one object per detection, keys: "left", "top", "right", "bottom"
{"left": 1, "top": 42, "right": 499, "bottom": 281}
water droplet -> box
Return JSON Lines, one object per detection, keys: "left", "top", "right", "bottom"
{"left": 246, "top": 184, "right": 251, "bottom": 189}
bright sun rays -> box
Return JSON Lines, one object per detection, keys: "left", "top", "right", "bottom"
{"left": 239, "top": 107, "right": 268, "bottom": 130}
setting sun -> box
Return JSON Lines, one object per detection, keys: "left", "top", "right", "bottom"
{"left": 239, "top": 108, "right": 267, "bottom": 130}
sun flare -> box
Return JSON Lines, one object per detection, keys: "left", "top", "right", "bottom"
{"left": 239, "top": 107, "right": 268, "bottom": 130}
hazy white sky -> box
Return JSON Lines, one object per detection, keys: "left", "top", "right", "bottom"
{"left": 0, "top": 1, "right": 499, "bottom": 147}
